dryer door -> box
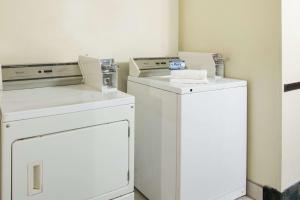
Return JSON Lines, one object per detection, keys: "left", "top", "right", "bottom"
{"left": 12, "top": 121, "right": 130, "bottom": 200}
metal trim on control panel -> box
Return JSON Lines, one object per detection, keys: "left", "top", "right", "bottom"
{"left": 2, "top": 62, "right": 78, "bottom": 68}
{"left": 3, "top": 75, "right": 83, "bottom": 82}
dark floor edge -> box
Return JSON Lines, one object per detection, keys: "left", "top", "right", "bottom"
{"left": 134, "top": 187, "right": 149, "bottom": 200}
{"left": 263, "top": 182, "right": 300, "bottom": 200}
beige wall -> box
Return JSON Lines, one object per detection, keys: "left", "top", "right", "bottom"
{"left": 180, "top": 0, "right": 282, "bottom": 190}
{"left": 0, "top": 0, "right": 178, "bottom": 92}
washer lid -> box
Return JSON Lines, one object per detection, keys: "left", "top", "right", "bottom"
{"left": 128, "top": 76, "right": 247, "bottom": 94}
{"left": 0, "top": 85, "right": 134, "bottom": 122}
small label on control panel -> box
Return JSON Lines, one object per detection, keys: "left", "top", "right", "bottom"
{"left": 169, "top": 59, "right": 186, "bottom": 70}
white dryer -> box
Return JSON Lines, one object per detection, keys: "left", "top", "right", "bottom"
{"left": 127, "top": 58, "right": 247, "bottom": 200}
{"left": 0, "top": 63, "right": 135, "bottom": 200}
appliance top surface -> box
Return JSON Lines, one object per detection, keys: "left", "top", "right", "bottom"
{"left": 0, "top": 84, "right": 134, "bottom": 122}
{"left": 128, "top": 76, "right": 247, "bottom": 94}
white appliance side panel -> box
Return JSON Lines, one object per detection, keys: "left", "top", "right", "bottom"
{"left": 179, "top": 86, "right": 247, "bottom": 200}
{"left": 128, "top": 81, "right": 177, "bottom": 200}
{"left": 12, "top": 121, "right": 130, "bottom": 200}
{"left": 115, "top": 192, "right": 134, "bottom": 200}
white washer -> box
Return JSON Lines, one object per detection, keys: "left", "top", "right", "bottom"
{"left": 128, "top": 75, "right": 247, "bottom": 200}
{"left": 0, "top": 64, "right": 135, "bottom": 200}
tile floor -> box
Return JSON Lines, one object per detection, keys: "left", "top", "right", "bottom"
{"left": 134, "top": 190, "right": 253, "bottom": 200}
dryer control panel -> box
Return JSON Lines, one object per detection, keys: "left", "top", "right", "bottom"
{"left": 1, "top": 63, "right": 82, "bottom": 90}
{"left": 129, "top": 57, "right": 185, "bottom": 77}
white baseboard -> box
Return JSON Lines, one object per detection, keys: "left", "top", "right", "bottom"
{"left": 247, "top": 180, "right": 263, "bottom": 200}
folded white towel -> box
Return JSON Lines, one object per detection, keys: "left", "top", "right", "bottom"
{"left": 170, "top": 78, "right": 208, "bottom": 84}
{"left": 170, "top": 70, "right": 208, "bottom": 84}
{"left": 170, "top": 69, "right": 207, "bottom": 80}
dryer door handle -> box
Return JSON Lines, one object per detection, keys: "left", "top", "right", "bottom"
{"left": 28, "top": 161, "right": 43, "bottom": 196}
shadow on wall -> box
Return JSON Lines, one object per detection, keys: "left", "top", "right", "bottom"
{"left": 117, "top": 62, "right": 130, "bottom": 93}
